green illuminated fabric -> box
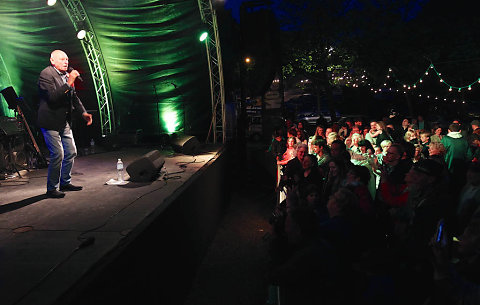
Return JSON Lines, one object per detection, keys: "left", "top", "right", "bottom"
{"left": 0, "top": 0, "right": 210, "bottom": 135}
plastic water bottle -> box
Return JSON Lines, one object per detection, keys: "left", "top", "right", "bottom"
{"left": 117, "top": 158, "right": 124, "bottom": 181}
{"left": 90, "top": 138, "right": 95, "bottom": 154}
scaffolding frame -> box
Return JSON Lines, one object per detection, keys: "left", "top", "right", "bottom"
{"left": 197, "top": 0, "right": 226, "bottom": 144}
{"left": 61, "top": 0, "right": 114, "bottom": 137}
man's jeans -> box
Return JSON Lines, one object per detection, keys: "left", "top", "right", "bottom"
{"left": 41, "top": 124, "right": 77, "bottom": 191}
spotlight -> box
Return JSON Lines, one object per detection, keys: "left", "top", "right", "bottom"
{"left": 77, "top": 29, "right": 87, "bottom": 40}
{"left": 199, "top": 32, "right": 208, "bottom": 42}
{"left": 47, "top": 0, "right": 57, "bottom": 6}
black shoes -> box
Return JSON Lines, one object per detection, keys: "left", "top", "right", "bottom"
{"left": 46, "top": 184, "right": 82, "bottom": 198}
{"left": 60, "top": 184, "right": 83, "bottom": 191}
{"left": 46, "top": 189, "right": 66, "bottom": 198}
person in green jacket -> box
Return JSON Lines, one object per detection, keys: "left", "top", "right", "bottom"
{"left": 441, "top": 123, "right": 473, "bottom": 196}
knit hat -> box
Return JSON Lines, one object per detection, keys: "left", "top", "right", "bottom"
{"left": 412, "top": 159, "right": 443, "bottom": 177}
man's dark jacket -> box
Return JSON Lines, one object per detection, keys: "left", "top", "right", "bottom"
{"left": 37, "top": 65, "right": 86, "bottom": 131}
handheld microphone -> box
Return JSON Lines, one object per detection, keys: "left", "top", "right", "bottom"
{"left": 68, "top": 67, "right": 83, "bottom": 82}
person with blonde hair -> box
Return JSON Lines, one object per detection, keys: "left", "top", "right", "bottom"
{"left": 327, "top": 131, "right": 339, "bottom": 147}
{"left": 404, "top": 130, "right": 417, "bottom": 143}
{"left": 349, "top": 133, "right": 363, "bottom": 154}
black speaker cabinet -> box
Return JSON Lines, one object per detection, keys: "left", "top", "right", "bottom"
{"left": 126, "top": 150, "right": 165, "bottom": 182}
{"left": 171, "top": 134, "right": 200, "bottom": 155}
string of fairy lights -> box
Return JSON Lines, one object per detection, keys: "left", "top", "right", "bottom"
{"left": 348, "top": 63, "right": 480, "bottom": 105}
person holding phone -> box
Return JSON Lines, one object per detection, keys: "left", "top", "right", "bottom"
{"left": 429, "top": 218, "right": 480, "bottom": 305}
{"left": 392, "top": 159, "right": 451, "bottom": 304}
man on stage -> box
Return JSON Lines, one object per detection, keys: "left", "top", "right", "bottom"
{"left": 37, "top": 50, "right": 92, "bottom": 198}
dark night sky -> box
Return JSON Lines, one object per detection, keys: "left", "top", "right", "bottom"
{"left": 224, "top": 0, "right": 427, "bottom": 23}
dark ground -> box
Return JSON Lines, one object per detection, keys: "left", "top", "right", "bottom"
{"left": 184, "top": 141, "right": 276, "bottom": 305}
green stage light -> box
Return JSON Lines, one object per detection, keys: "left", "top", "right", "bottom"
{"left": 199, "top": 32, "right": 208, "bottom": 42}
{"left": 161, "top": 106, "right": 181, "bottom": 133}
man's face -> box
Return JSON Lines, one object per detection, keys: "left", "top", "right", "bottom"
{"left": 384, "top": 146, "right": 401, "bottom": 166}
{"left": 50, "top": 50, "right": 69, "bottom": 72}
{"left": 297, "top": 147, "right": 306, "bottom": 161}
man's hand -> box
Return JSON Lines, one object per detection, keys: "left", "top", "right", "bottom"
{"left": 67, "top": 69, "right": 80, "bottom": 87}
{"left": 83, "top": 112, "right": 93, "bottom": 126}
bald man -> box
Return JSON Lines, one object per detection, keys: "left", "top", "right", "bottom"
{"left": 37, "top": 50, "right": 92, "bottom": 198}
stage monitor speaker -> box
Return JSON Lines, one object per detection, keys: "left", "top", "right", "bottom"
{"left": 126, "top": 150, "right": 165, "bottom": 182}
{"left": 171, "top": 134, "right": 200, "bottom": 155}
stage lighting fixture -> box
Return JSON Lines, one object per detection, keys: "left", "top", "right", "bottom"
{"left": 47, "top": 0, "right": 57, "bottom": 6}
{"left": 77, "top": 29, "right": 87, "bottom": 40}
{"left": 199, "top": 32, "right": 208, "bottom": 42}
{"left": 162, "top": 110, "right": 180, "bottom": 133}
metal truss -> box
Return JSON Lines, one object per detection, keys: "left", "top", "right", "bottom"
{"left": 197, "top": 0, "right": 226, "bottom": 144}
{"left": 61, "top": 0, "right": 115, "bottom": 137}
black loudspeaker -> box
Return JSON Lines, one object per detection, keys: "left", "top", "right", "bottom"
{"left": 126, "top": 150, "right": 165, "bottom": 182}
{"left": 171, "top": 134, "right": 200, "bottom": 155}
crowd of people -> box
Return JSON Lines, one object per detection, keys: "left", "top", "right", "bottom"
{"left": 266, "top": 113, "right": 480, "bottom": 305}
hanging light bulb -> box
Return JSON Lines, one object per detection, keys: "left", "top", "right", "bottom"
{"left": 449, "top": 87, "right": 453, "bottom": 91}
{"left": 468, "top": 86, "right": 472, "bottom": 90}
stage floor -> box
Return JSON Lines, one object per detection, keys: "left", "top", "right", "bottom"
{"left": 0, "top": 145, "right": 223, "bottom": 305}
